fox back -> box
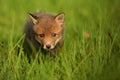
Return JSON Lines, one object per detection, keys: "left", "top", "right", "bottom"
{"left": 23, "top": 12, "right": 65, "bottom": 57}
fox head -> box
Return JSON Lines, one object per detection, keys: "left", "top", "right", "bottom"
{"left": 29, "top": 12, "right": 65, "bottom": 50}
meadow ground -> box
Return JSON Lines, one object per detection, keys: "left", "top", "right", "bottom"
{"left": 0, "top": 0, "right": 120, "bottom": 80}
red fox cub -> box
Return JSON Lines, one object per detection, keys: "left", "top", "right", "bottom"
{"left": 23, "top": 12, "right": 65, "bottom": 57}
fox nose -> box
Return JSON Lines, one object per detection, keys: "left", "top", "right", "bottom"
{"left": 46, "top": 45, "right": 51, "bottom": 49}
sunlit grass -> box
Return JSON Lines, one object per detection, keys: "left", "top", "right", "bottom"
{"left": 0, "top": 0, "right": 120, "bottom": 80}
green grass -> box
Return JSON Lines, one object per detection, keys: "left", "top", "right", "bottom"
{"left": 0, "top": 0, "right": 120, "bottom": 80}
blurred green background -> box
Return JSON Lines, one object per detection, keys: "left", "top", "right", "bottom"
{"left": 0, "top": 0, "right": 120, "bottom": 80}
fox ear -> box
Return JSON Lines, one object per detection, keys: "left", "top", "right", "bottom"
{"left": 55, "top": 13, "right": 65, "bottom": 26}
{"left": 29, "top": 13, "right": 38, "bottom": 24}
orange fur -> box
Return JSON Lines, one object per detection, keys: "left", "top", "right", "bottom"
{"left": 23, "top": 12, "right": 65, "bottom": 57}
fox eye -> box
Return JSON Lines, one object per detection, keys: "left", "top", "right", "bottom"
{"left": 39, "top": 34, "right": 45, "bottom": 38}
{"left": 51, "top": 33, "right": 57, "bottom": 37}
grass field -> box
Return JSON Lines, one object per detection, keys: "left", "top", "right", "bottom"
{"left": 0, "top": 0, "right": 120, "bottom": 80}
